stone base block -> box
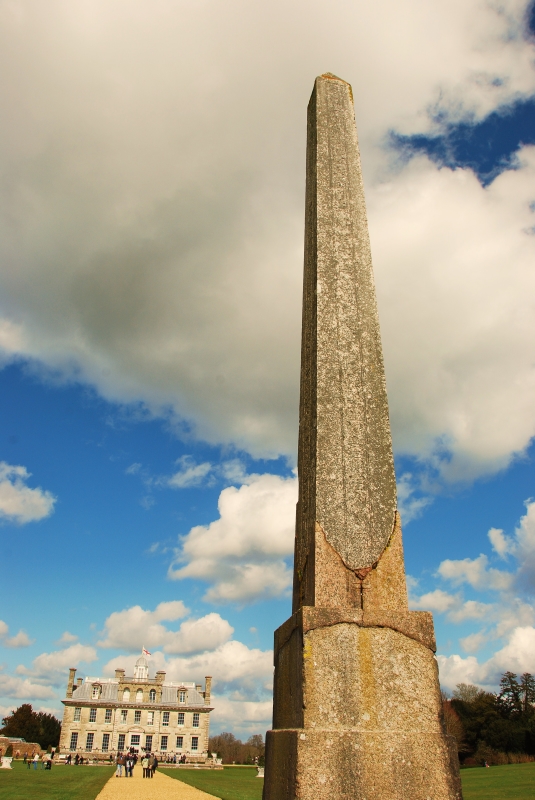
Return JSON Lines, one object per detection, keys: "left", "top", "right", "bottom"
{"left": 264, "top": 727, "right": 462, "bottom": 800}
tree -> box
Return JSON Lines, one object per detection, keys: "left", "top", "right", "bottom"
{"left": 498, "top": 672, "right": 522, "bottom": 716}
{"left": 452, "top": 683, "right": 483, "bottom": 703}
{"left": 0, "top": 704, "right": 61, "bottom": 749}
{"left": 520, "top": 673, "right": 535, "bottom": 715}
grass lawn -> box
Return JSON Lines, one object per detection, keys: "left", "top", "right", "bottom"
{"left": 0, "top": 759, "right": 115, "bottom": 800}
{"left": 161, "top": 766, "right": 263, "bottom": 800}
{"left": 163, "top": 762, "right": 535, "bottom": 800}
{"left": 461, "top": 761, "right": 535, "bottom": 799}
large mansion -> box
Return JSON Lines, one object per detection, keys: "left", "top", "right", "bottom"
{"left": 59, "top": 652, "right": 212, "bottom": 760}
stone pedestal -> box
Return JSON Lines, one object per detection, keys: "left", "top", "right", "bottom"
{"left": 265, "top": 611, "right": 461, "bottom": 799}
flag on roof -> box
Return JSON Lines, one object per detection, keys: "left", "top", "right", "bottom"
{"left": 142, "top": 647, "right": 152, "bottom": 656}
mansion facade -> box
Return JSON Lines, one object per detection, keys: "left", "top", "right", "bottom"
{"left": 59, "top": 652, "right": 212, "bottom": 760}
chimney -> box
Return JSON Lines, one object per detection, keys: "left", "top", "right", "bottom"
{"left": 156, "top": 670, "right": 166, "bottom": 684}
{"left": 196, "top": 684, "right": 202, "bottom": 693}
{"left": 76, "top": 678, "right": 83, "bottom": 687}
{"left": 66, "top": 668, "right": 76, "bottom": 698}
{"left": 115, "top": 668, "right": 125, "bottom": 680}
{"left": 204, "top": 676, "right": 212, "bottom": 705}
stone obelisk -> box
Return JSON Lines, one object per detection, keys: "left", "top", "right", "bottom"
{"left": 263, "top": 74, "right": 462, "bottom": 800}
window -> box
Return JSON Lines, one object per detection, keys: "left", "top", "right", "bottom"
{"left": 134, "top": 710, "right": 141, "bottom": 724}
{"left": 69, "top": 732, "right": 78, "bottom": 751}
{"left": 91, "top": 685, "right": 100, "bottom": 699}
{"left": 193, "top": 713, "right": 200, "bottom": 728}
{"left": 73, "top": 708, "right": 81, "bottom": 722}
{"left": 120, "top": 710, "right": 128, "bottom": 723}
{"left": 145, "top": 735, "right": 153, "bottom": 751}
{"left": 147, "top": 711, "right": 154, "bottom": 725}
{"left": 178, "top": 712, "right": 185, "bottom": 726}
{"left": 89, "top": 708, "right": 97, "bottom": 723}
{"left": 123, "top": 688, "right": 130, "bottom": 701}
{"left": 160, "top": 735, "right": 168, "bottom": 751}
{"left": 176, "top": 736, "right": 184, "bottom": 749}
{"left": 179, "top": 690, "right": 186, "bottom": 703}
{"left": 105, "top": 709, "right": 112, "bottom": 724}
{"left": 136, "top": 689, "right": 143, "bottom": 703}
{"left": 191, "top": 736, "right": 199, "bottom": 751}
{"left": 86, "top": 733, "right": 94, "bottom": 752}
{"left": 162, "top": 711, "right": 170, "bottom": 726}
{"left": 118, "top": 734, "right": 126, "bottom": 751}
{"left": 102, "top": 733, "right": 110, "bottom": 752}
{"left": 149, "top": 689, "right": 156, "bottom": 702}
{"left": 130, "top": 734, "right": 140, "bottom": 747}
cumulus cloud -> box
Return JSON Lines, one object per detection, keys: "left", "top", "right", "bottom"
{"left": 169, "top": 473, "right": 297, "bottom": 602}
{"left": 3, "top": 630, "right": 34, "bottom": 649}
{"left": 57, "top": 631, "right": 78, "bottom": 644}
{"left": 0, "top": 462, "right": 55, "bottom": 524}
{"left": 437, "top": 553, "right": 513, "bottom": 591}
{"left": 98, "top": 601, "right": 233, "bottom": 654}
{"left": 370, "top": 148, "right": 535, "bottom": 481}
{"left": 439, "top": 626, "right": 535, "bottom": 691}
{"left": 0, "top": 0, "right": 533, "bottom": 479}
{"left": 17, "top": 643, "right": 98, "bottom": 686}
{"left": 166, "top": 456, "right": 213, "bottom": 489}
{"left": 0, "top": 621, "right": 34, "bottom": 648}
{"left": 0, "top": 674, "right": 56, "bottom": 700}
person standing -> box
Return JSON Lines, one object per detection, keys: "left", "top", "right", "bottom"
{"left": 141, "top": 753, "right": 149, "bottom": 778}
{"left": 32, "top": 752, "right": 39, "bottom": 769}
{"left": 150, "top": 753, "right": 158, "bottom": 777}
{"left": 115, "top": 752, "right": 124, "bottom": 778}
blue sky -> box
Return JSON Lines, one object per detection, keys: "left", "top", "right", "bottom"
{"left": 1, "top": 0, "right": 535, "bottom": 737}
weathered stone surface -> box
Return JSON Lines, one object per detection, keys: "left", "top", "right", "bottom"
{"left": 294, "top": 73, "right": 397, "bottom": 608}
{"left": 267, "top": 625, "right": 461, "bottom": 799}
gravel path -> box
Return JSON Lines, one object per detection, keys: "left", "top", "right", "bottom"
{"left": 95, "top": 767, "right": 220, "bottom": 800}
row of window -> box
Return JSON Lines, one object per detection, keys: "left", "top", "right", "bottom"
{"left": 69, "top": 731, "right": 200, "bottom": 753}
{"left": 91, "top": 686, "right": 190, "bottom": 704}
{"left": 73, "top": 708, "right": 200, "bottom": 727}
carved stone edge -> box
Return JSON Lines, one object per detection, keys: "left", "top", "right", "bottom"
{"left": 274, "top": 606, "right": 436, "bottom": 658}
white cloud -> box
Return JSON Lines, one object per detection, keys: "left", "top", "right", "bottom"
{"left": 488, "top": 527, "right": 515, "bottom": 558}
{"left": 0, "top": 0, "right": 533, "bottom": 478}
{"left": 370, "top": 149, "right": 535, "bottom": 481}
{"left": 209, "top": 695, "right": 273, "bottom": 737}
{"left": 57, "top": 631, "right": 78, "bottom": 644}
{"left": 98, "top": 601, "right": 233, "bottom": 655}
{"left": 166, "top": 456, "right": 213, "bottom": 489}
{"left": 410, "top": 588, "right": 491, "bottom": 622}
{"left": 0, "top": 674, "right": 56, "bottom": 700}
{"left": 169, "top": 473, "right": 297, "bottom": 603}
{"left": 0, "top": 462, "right": 55, "bottom": 524}
{"left": 0, "top": 621, "right": 8, "bottom": 638}
{"left": 437, "top": 553, "right": 513, "bottom": 591}
{"left": 17, "top": 644, "right": 98, "bottom": 686}
{"left": 3, "top": 630, "right": 34, "bottom": 649}
{"left": 439, "top": 626, "right": 535, "bottom": 691}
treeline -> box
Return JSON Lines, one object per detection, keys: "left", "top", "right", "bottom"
{"left": 1, "top": 704, "right": 61, "bottom": 750}
{"left": 444, "top": 672, "right": 535, "bottom": 765}
{"left": 208, "top": 732, "right": 265, "bottom": 765}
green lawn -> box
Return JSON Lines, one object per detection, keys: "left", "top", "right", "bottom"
{"left": 163, "top": 762, "right": 535, "bottom": 800}
{"left": 0, "top": 759, "right": 115, "bottom": 800}
{"left": 161, "top": 765, "right": 263, "bottom": 800}
{"left": 461, "top": 761, "right": 535, "bottom": 799}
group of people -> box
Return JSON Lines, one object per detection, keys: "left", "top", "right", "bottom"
{"left": 23, "top": 752, "right": 54, "bottom": 770}
{"left": 115, "top": 750, "right": 158, "bottom": 778}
